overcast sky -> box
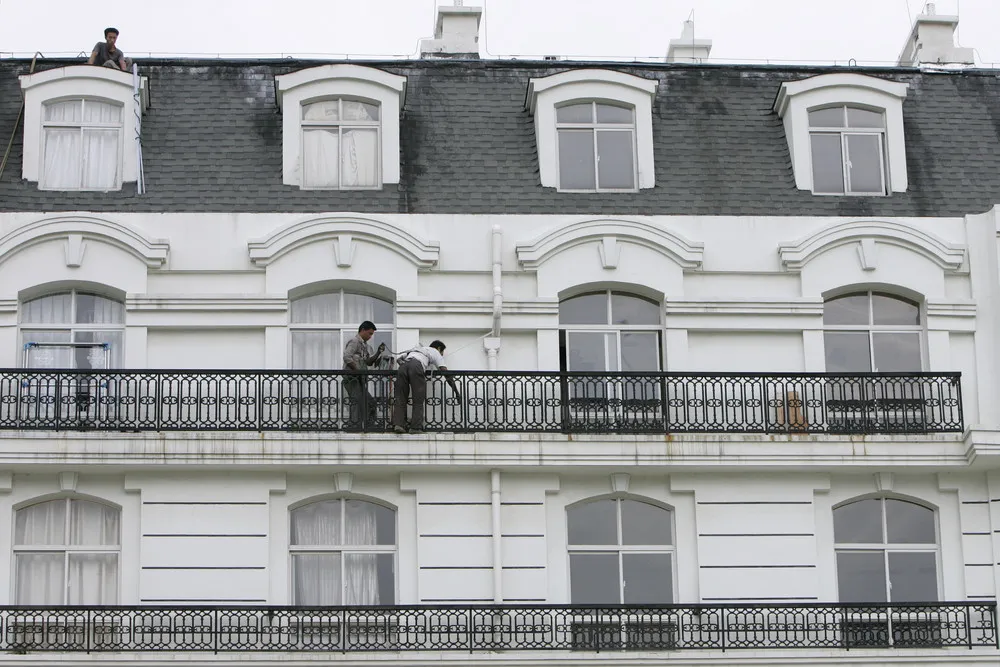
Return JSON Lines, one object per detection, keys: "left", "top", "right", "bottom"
{"left": 0, "top": 0, "right": 997, "bottom": 66}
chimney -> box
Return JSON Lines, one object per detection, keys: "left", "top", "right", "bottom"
{"left": 420, "top": 2, "right": 483, "bottom": 58}
{"left": 897, "top": 2, "right": 974, "bottom": 66}
{"left": 667, "top": 20, "right": 712, "bottom": 63}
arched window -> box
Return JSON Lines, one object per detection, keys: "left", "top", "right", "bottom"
{"left": 567, "top": 498, "right": 673, "bottom": 603}
{"left": 556, "top": 102, "right": 636, "bottom": 191}
{"left": 559, "top": 291, "right": 661, "bottom": 373}
{"left": 823, "top": 291, "right": 921, "bottom": 372}
{"left": 289, "top": 498, "right": 396, "bottom": 605}
{"left": 301, "top": 99, "right": 380, "bottom": 189}
{"left": 13, "top": 497, "right": 120, "bottom": 604}
{"left": 41, "top": 99, "right": 122, "bottom": 191}
{"left": 833, "top": 497, "right": 938, "bottom": 603}
{"left": 290, "top": 290, "right": 394, "bottom": 370}
{"left": 809, "top": 105, "right": 887, "bottom": 195}
{"left": 19, "top": 290, "right": 125, "bottom": 368}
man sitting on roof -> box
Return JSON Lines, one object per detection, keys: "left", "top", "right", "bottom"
{"left": 88, "top": 27, "right": 128, "bottom": 71}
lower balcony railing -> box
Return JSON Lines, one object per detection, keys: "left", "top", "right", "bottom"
{"left": 0, "top": 369, "right": 963, "bottom": 434}
{"left": 0, "top": 602, "right": 994, "bottom": 652}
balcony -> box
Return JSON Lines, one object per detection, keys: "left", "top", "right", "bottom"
{"left": 0, "top": 369, "right": 963, "bottom": 435}
{"left": 0, "top": 602, "right": 994, "bottom": 652}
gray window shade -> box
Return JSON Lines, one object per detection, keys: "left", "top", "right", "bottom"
{"left": 834, "top": 498, "right": 883, "bottom": 543}
{"left": 845, "top": 133, "right": 883, "bottom": 193}
{"left": 559, "top": 293, "right": 608, "bottom": 325}
{"left": 837, "top": 551, "right": 887, "bottom": 603}
{"left": 872, "top": 294, "right": 919, "bottom": 325}
{"left": 887, "top": 552, "right": 938, "bottom": 602}
{"left": 872, "top": 333, "right": 921, "bottom": 372}
{"left": 570, "top": 553, "right": 620, "bottom": 604}
{"left": 810, "top": 133, "right": 845, "bottom": 194}
{"left": 847, "top": 107, "right": 884, "bottom": 128}
{"left": 885, "top": 500, "right": 936, "bottom": 544}
{"left": 622, "top": 553, "right": 672, "bottom": 603}
{"left": 611, "top": 293, "right": 659, "bottom": 326}
{"left": 621, "top": 500, "right": 672, "bottom": 545}
{"left": 824, "top": 294, "right": 870, "bottom": 326}
{"left": 596, "top": 131, "right": 635, "bottom": 189}
{"left": 808, "top": 107, "right": 845, "bottom": 127}
{"left": 568, "top": 499, "right": 618, "bottom": 545}
{"left": 556, "top": 103, "right": 593, "bottom": 123}
{"left": 824, "top": 332, "right": 872, "bottom": 372}
{"left": 558, "top": 129, "right": 596, "bottom": 189}
{"left": 596, "top": 104, "right": 633, "bottom": 124}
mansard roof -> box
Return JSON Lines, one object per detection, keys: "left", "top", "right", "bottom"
{"left": 0, "top": 57, "right": 998, "bottom": 215}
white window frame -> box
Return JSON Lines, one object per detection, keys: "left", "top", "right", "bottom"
{"left": 555, "top": 102, "right": 638, "bottom": 192}
{"left": 12, "top": 497, "right": 121, "bottom": 605}
{"left": 300, "top": 98, "right": 382, "bottom": 191}
{"left": 559, "top": 290, "right": 663, "bottom": 372}
{"left": 276, "top": 65, "right": 406, "bottom": 189}
{"left": 527, "top": 69, "right": 657, "bottom": 191}
{"left": 833, "top": 497, "right": 941, "bottom": 603}
{"left": 288, "top": 289, "right": 395, "bottom": 370}
{"left": 823, "top": 291, "right": 924, "bottom": 372}
{"left": 566, "top": 497, "right": 676, "bottom": 604}
{"left": 773, "top": 73, "right": 908, "bottom": 194}
{"left": 39, "top": 98, "right": 124, "bottom": 191}
{"left": 18, "top": 66, "right": 147, "bottom": 189}
{"left": 808, "top": 106, "right": 888, "bottom": 196}
{"left": 18, "top": 289, "right": 126, "bottom": 369}
{"left": 288, "top": 497, "right": 397, "bottom": 606}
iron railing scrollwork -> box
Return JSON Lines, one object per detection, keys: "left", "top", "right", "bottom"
{"left": 0, "top": 602, "right": 994, "bottom": 652}
{"left": 0, "top": 369, "right": 963, "bottom": 434}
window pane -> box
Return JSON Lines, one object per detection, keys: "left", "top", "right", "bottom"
{"left": 824, "top": 294, "right": 870, "bottom": 325}
{"left": 43, "top": 128, "right": 83, "bottom": 189}
{"left": 74, "top": 330, "right": 124, "bottom": 369}
{"left": 69, "top": 499, "right": 120, "bottom": 546}
{"left": 556, "top": 103, "right": 593, "bottom": 123}
{"left": 342, "top": 101, "right": 379, "bottom": 121}
{"left": 345, "top": 500, "right": 395, "bottom": 546}
{"left": 622, "top": 553, "right": 672, "bottom": 603}
{"left": 808, "top": 107, "right": 844, "bottom": 127}
{"left": 885, "top": 500, "right": 936, "bottom": 544}
{"left": 596, "top": 130, "right": 635, "bottom": 189}
{"left": 15, "top": 500, "right": 67, "bottom": 545}
{"left": 846, "top": 134, "right": 884, "bottom": 193}
{"left": 611, "top": 293, "right": 659, "bottom": 326}
{"left": 887, "top": 552, "right": 937, "bottom": 602}
{"left": 847, "top": 107, "right": 884, "bottom": 128}
{"left": 620, "top": 333, "right": 660, "bottom": 372}
{"left": 15, "top": 553, "right": 65, "bottom": 604}
{"left": 292, "top": 553, "right": 342, "bottom": 605}
{"left": 344, "top": 553, "right": 394, "bottom": 604}
{"left": 834, "top": 498, "right": 883, "bottom": 543}
{"left": 566, "top": 332, "right": 613, "bottom": 373}
{"left": 341, "top": 128, "right": 379, "bottom": 187}
{"left": 559, "top": 293, "right": 608, "bottom": 325}
{"left": 837, "top": 551, "right": 887, "bottom": 602}
{"left": 21, "top": 330, "right": 73, "bottom": 368}
{"left": 343, "top": 293, "right": 394, "bottom": 325}
{"left": 621, "top": 500, "right": 671, "bottom": 545}
{"left": 872, "top": 294, "right": 919, "bottom": 325}
{"left": 568, "top": 500, "right": 618, "bottom": 545}
{"left": 45, "top": 100, "right": 83, "bottom": 122}
{"left": 292, "top": 293, "right": 341, "bottom": 323}
{"left": 596, "top": 104, "right": 633, "bottom": 124}
{"left": 81, "top": 129, "right": 120, "bottom": 190}
{"left": 22, "top": 293, "right": 73, "bottom": 324}
{"left": 570, "top": 553, "right": 620, "bottom": 603}
{"left": 558, "top": 129, "right": 596, "bottom": 190}
{"left": 75, "top": 293, "right": 125, "bottom": 324}
{"left": 83, "top": 101, "right": 122, "bottom": 124}
{"left": 872, "top": 333, "right": 921, "bottom": 372}
{"left": 291, "top": 500, "right": 341, "bottom": 546}
{"left": 68, "top": 553, "right": 118, "bottom": 604}
{"left": 303, "top": 128, "right": 340, "bottom": 188}
{"left": 291, "top": 331, "right": 340, "bottom": 370}
{"left": 810, "top": 133, "right": 845, "bottom": 194}
{"left": 303, "top": 100, "right": 340, "bottom": 121}
{"left": 824, "top": 332, "right": 872, "bottom": 372}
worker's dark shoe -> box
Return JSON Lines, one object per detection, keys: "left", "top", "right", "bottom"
{"left": 393, "top": 426, "right": 407, "bottom": 434}
{"left": 409, "top": 428, "right": 424, "bottom": 434}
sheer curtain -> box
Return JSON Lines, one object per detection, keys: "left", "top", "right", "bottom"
{"left": 341, "top": 129, "right": 378, "bottom": 188}
{"left": 291, "top": 501, "right": 342, "bottom": 605}
{"left": 303, "top": 129, "right": 340, "bottom": 188}
{"left": 344, "top": 501, "right": 379, "bottom": 604}
{"left": 42, "top": 102, "right": 82, "bottom": 189}
{"left": 42, "top": 100, "right": 120, "bottom": 190}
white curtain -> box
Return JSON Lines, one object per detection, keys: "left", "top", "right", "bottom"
{"left": 293, "top": 554, "right": 342, "bottom": 605}
{"left": 75, "top": 293, "right": 125, "bottom": 325}
{"left": 344, "top": 501, "right": 380, "bottom": 604}
{"left": 67, "top": 554, "right": 118, "bottom": 604}
{"left": 291, "top": 331, "right": 341, "bottom": 371}
{"left": 290, "top": 500, "right": 341, "bottom": 546}
{"left": 15, "top": 553, "right": 64, "bottom": 604}
{"left": 15, "top": 499, "right": 67, "bottom": 544}
{"left": 341, "top": 129, "right": 378, "bottom": 188}
{"left": 290, "top": 293, "right": 340, "bottom": 324}
{"left": 69, "top": 499, "right": 120, "bottom": 545}
{"left": 42, "top": 101, "right": 120, "bottom": 190}
{"left": 21, "top": 293, "right": 73, "bottom": 324}
{"left": 303, "top": 129, "right": 340, "bottom": 188}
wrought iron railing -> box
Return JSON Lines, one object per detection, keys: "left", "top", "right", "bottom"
{"left": 0, "top": 602, "right": 993, "bottom": 652}
{"left": 0, "top": 369, "right": 963, "bottom": 434}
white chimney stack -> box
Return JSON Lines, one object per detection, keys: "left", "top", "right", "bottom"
{"left": 897, "top": 2, "right": 974, "bottom": 66}
{"left": 420, "top": 2, "right": 483, "bottom": 58}
{"left": 667, "top": 20, "right": 712, "bottom": 63}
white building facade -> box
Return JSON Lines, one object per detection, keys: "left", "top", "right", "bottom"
{"left": 0, "top": 6, "right": 998, "bottom": 666}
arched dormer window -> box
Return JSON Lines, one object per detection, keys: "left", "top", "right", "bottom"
{"left": 301, "top": 99, "right": 380, "bottom": 189}
{"left": 808, "top": 105, "right": 887, "bottom": 195}
{"left": 289, "top": 497, "right": 396, "bottom": 605}
{"left": 13, "top": 497, "right": 120, "bottom": 604}
{"left": 555, "top": 101, "right": 637, "bottom": 191}
{"left": 19, "top": 289, "right": 125, "bottom": 368}
{"left": 567, "top": 497, "right": 674, "bottom": 603}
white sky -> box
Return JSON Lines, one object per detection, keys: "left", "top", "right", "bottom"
{"left": 0, "top": 0, "right": 997, "bottom": 66}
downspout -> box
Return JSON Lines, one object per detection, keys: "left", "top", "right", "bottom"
{"left": 485, "top": 225, "right": 503, "bottom": 369}
{"left": 0, "top": 54, "right": 39, "bottom": 182}
{"left": 491, "top": 469, "right": 503, "bottom": 603}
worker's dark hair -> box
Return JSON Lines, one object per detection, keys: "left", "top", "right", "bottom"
{"left": 429, "top": 340, "right": 446, "bottom": 353}
{"left": 104, "top": 27, "right": 120, "bottom": 37}
{"left": 358, "top": 321, "right": 377, "bottom": 332}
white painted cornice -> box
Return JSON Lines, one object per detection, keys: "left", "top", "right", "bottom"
{"left": 0, "top": 216, "right": 169, "bottom": 268}
{"left": 778, "top": 220, "right": 966, "bottom": 273}
{"left": 275, "top": 64, "right": 406, "bottom": 106}
{"left": 126, "top": 295, "right": 288, "bottom": 312}
{"left": 773, "top": 73, "right": 908, "bottom": 117}
{"left": 525, "top": 68, "right": 657, "bottom": 113}
{"left": 516, "top": 218, "right": 704, "bottom": 270}
{"left": 247, "top": 215, "right": 440, "bottom": 268}
{"left": 665, "top": 298, "right": 824, "bottom": 317}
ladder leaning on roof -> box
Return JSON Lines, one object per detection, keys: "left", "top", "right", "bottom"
{"left": 132, "top": 62, "right": 145, "bottom": 195}
{"left": 0, "top": 53, "right": 39, "bottom": 183}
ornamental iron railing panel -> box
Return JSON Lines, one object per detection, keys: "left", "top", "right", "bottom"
{"left": 0, "top": 603, "right": 993, "bottom": 652}
{"left": 0, "top": 370, "right": 963, "bottom": 434}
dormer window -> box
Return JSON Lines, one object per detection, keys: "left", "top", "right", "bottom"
{"left": 556, "top": 102, "right": 636, "bottom": 191}
{"left": 773, "top": 73, "right": 908, "bottom": 195}
{"left": 301, "top": 99, "right": 380, "bottom": 189}
{"left": 42, "top": 99, "right": 122, "bottom": 191}
{"left": 526, "top": 69, "right": 657, "bottom": 191}
{"left": 808, "top": 106, "right": 886, "bottom": 196}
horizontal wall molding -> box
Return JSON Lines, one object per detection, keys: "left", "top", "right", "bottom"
{"left": 126, "top": 295, "right": 289, "bottom": 313}
{"left": 665, "top": 298, "right": 823, "bottom": 318}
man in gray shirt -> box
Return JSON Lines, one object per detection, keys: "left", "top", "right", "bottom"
{"left": 88, "top": 28, "right": 127, "bottom": 71}
{"left": 342, "top": 321, "right": 385, "bottom": 430}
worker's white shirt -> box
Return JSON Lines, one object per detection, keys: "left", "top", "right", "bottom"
{"left": 405, "top": 346, "right": 445, "bottom": 371}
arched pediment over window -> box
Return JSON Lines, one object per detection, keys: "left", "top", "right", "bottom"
{"left": 0, "top": 216, "right": 169, "bottom": 269}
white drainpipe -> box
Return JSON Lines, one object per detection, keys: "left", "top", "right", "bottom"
{"left": 491, "top": 469, "right": 503, "bottom": 602}
{"left": 485, "top": 225, "right": 502, "bottom": 369}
